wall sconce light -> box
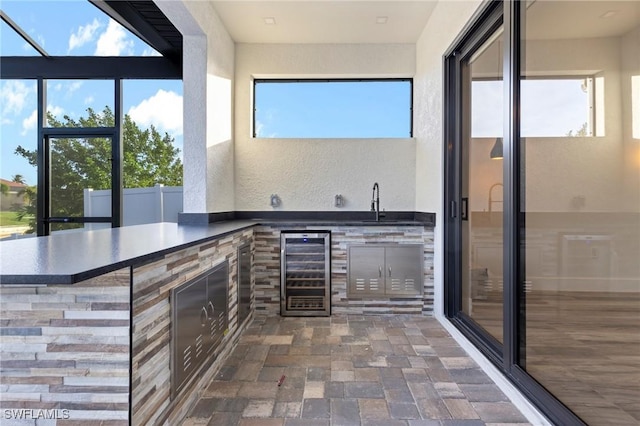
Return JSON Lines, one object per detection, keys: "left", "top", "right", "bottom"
{"left": 490, "top": 137, "right": 503, "bottom": 160}
{"left": 270, "top": 194, "right": 281, "bottom": 207}
{"left": 335, "top": 194, "right": 344, "bottom": 207}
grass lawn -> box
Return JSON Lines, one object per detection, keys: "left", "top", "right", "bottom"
{"left": 0, "top": 211, "right": 32, "bottom": 226}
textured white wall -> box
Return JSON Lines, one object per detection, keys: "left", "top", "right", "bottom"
{"left": 521, "top": 37, "right": 627, "bottom": 212}
{"left": 414, "top": 0, "right": 483, "bottom": 317}
{"left": 621, "top": 25, "right": 640, "bottom": 211}
{"left": 158, "top": 1, "right": 235, "bottom": 213}
{"left": 234, "top": 43, "right": 417, "bottom": 211}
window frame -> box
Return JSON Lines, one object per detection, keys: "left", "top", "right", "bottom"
{"left": 252, "top": 78, "right": 414, "bottom": 139}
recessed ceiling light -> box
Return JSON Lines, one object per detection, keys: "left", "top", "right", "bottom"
{"left": 600, "top": 10, "right": 617, "bottom": 19}
{"left": 376, "top": 16, "right": 388, "bottom": 24}
{"left": 264, "top": 17, "right": 276, "bottom": 25}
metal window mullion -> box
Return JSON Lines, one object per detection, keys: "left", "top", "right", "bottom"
{"left": 0, "top": 11, "right": 49, "bottom": 57}
{"left": 409, "top": 79, "right": 414, "bottom": 138}
{"left": 41, "top": 127, "right": 117, "bottom": 137}
{"left": 502, "top": 0, "right": 522, "bottom": 373}
{"left": 112, "top": 78, "right": 123, "bottom": 228}
{"left": 46, "top": 217, "right": 112, "bottom": 223}
{"left": 589, "top": 76, "right": 596, "bottom": 136}
{"left": 36, "top": 78, "right": 49, "bottom": 236}
{"left": 443, "top": 53, "right": 458, "bottom": 317}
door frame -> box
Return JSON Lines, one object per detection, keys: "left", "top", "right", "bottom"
{"left": 443, "top": 0, "right": 505, "bottom": 366}
{"left": 36, "top": 78, "right": 123, "bottom": 235}
{"left": 443, "top": 1, "right": 587, "bottom": 424}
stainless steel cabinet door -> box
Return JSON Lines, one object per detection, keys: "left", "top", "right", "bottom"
{"left": 385, "top": 245, "right": 423, "bottom": 295}
{"left": 206, "top": 262, "right": 228, "bottom": 352}
{"left": 348, "top": 246, "right": 386, "bottom": 296}
{"left": 172, "top": 277, "right": 207, "bottom": 395}
{"left": 238, "top": 243, "right": 251, "bottom": 326}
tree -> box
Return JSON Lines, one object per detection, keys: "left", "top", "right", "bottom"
{"left": 14, "top": 106, "right": 183, "bottom": 232}
{"left": 566, "top": 122, "right": 589, "bottom": 137}
{"left": 12, "top": 175, "right": 26, "bottom": 184}
{"left": 14, "top": 185, "right": 36, "bottom": 234}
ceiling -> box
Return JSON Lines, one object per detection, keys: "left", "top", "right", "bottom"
{"left": 210, "top": 1, "right": 438, "bottom": 44}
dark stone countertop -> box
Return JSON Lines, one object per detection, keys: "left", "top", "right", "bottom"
{"left": 0, "top": 221, "right": 256, "bottom": 285}
{"left": 0, "top": 218, "right": 433, "bottom": 285}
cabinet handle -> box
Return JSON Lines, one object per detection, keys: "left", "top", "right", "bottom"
{"left": 208, "top": 301, "right": 215, "bottom": 321}
{"left": 388, "top": 266, "right": 392, "bottom": 277}
{"left": 200, "top": 306, "right": 208, "bottom": 326}
{"left": 379, "top": 266, "right": 382, "bottom": 278}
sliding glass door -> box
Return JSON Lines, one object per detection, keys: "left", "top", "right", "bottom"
{"left": 461, "top": 26, "right": 505, "bottom": 345}
{"left": 519, "top": 2, "right": 640, "bottom": 424}
{"left": 445, "top": 1, "right": 640, "bottom": 424}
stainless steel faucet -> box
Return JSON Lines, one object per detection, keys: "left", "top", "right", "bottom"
{"left": 488, "top": 182, "right": 503, "bottom": 213}
{"left": 371, "top": 182, "right": 380, "bottom": 221}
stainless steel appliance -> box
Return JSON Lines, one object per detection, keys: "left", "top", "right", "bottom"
{"left": 237, "top": 242, "right": 251, "bottom": 326}
{"left": 280, "top": 231, "right": 331, "bottom": 316}
{"left": 171, "top": 261, "right": 228, "bottom": 399}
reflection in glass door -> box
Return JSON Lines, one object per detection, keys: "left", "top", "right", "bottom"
{"left": 461, "top": 27, "right": 505, "bottom": 344}
{"left": 519, "top": 1, "right": 640, "bottom": 424}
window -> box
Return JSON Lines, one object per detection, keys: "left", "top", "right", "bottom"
{"left": 253, "top": 79, "right": 413, "bottom": 138}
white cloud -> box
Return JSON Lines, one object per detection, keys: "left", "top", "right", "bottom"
{"left": 19, "top": 30, "right": 44, "bottom": 52}
{"left": 128, "top": 90, "right": 183, "bottom": 136}
{"left": 142, "top": 47, "right": 161, "bottom": 57}
{"left": 46, "top": 105, "right": 65, "bottom": 125}
{"left": 0, "top": 81, "right": 35, "bottom": 118}
{"left": 68, "top": 81, "right": 83, "bottom": 94}
{"left": 68, "top": 18, "right": 102, "bottom": 53}
{"left": 255, "top": 120, "right": 264, "bottom": 137}
{"left": 36, "top": 34, "right": 45, "bottom": 48}
{"left": 95, "top": 19, "right": 134, "bottom": 56}
{"left": 21, "top": 110, "right": 37, "bottom": 136}
{"left": 84, "top": 96, "right": 95, "bottom": 105}
{"left": 54, "top": 83, "right": 63, "bottom": 91}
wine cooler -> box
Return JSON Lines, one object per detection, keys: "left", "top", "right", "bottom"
{"left": 280, "top": 231, "right": 331, "bottom": 316}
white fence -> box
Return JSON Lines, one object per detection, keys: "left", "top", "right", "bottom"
{"left": 84, "top": 185, "right": 183, "bottom": 230}
{"left": 0, "top": 185, "right": 183, "bottom": 240}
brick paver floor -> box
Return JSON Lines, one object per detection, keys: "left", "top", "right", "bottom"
{"left": 183, "top": 315, "right": 532, "bottom": 426}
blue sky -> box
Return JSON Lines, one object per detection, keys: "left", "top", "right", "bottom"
{"left": 255, "top": 80, "right": 412, "bottom": 138}
{"left": 0, "top": 0, "right": 183, "bottom": 186}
